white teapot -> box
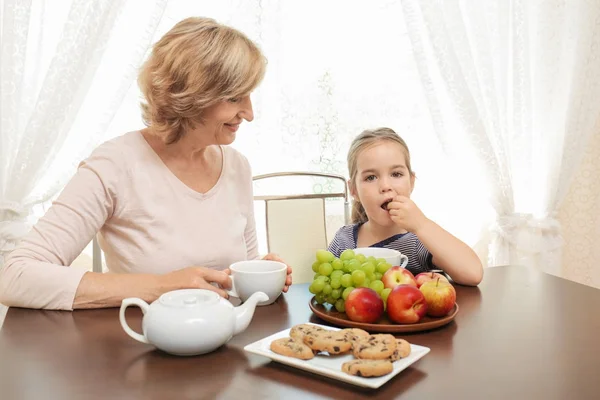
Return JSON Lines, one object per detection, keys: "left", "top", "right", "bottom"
{"left": 119, "top": 289, "right": 268, "bottom": 356}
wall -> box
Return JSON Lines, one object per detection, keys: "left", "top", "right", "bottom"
{"left": 559, "top": 129, "right": 600, "bottom": 289}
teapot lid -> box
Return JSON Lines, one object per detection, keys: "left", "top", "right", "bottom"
{"left": 158, "top": 289, "right": 220, "bottom": 308}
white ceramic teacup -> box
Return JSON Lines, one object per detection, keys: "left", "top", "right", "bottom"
{"left": 353, "top": 247, "right": 409, "bottom": 268}
{"left": 227, "top": 260, "right": 287, "bottom": 306}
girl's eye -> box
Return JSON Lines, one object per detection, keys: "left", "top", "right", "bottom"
{"left": 228, "top": 97, "right": 240, "bottom": 103}
{"left": 392, "top": 171, "right": 404, "bottom": 178}
{"left": 365, "top": 175, "right": 376, "bottom": 182}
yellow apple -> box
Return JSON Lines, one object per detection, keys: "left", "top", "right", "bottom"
{"left": 419, "top": 279, "right": 456, "bottom": 317}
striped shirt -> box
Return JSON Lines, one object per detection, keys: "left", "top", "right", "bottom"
{"left": 328, "top": 223, "right": 435, "bottom": 276}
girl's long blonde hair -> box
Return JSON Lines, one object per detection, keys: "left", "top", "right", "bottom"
{"left": 347, "top": 127, "right": 415, "bottom": 224}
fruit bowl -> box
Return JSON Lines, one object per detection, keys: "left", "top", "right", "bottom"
{"left": 309, "top": 297, "right": 459, "bottom": 333}
{"left": 309, "top": 249, "right": 458, "bottom": 331}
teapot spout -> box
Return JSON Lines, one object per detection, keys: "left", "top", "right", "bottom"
{"left": 233, "top": 291, "right": 269, "bottom": 335}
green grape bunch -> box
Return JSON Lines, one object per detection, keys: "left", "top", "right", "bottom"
{"left": 309, "top": 249, "right": 392, "bottom": 313}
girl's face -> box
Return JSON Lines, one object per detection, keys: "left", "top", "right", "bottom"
{"left": 351, "top": 141, "right": 415, "bottom": 227}
{"left": 190, "top": 94, "right": 254, "bottom": 146}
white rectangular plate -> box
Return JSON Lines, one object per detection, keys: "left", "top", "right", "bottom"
{"left": 243, "top": 323, "right": 430, "bottom": 389}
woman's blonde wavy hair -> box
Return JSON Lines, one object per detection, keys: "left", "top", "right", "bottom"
{"left": 347, "top": 127, "right": 415, "bottom": 224}
{"left": 138, "top": 17, "right": 266, "bottom": 144}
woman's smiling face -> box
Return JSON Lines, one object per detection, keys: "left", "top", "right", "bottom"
{"left": 190, "top": 95, "right": 255, "bottom": 146}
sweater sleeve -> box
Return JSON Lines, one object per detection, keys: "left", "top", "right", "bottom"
{"left": 0, "top": 141, "right": 123, "bottom": 310}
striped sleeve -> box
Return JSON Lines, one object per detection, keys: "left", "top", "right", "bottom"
{"left": 414, "top": 238, "right": 434, "bottom": 272}
{"left": 327, "top": 225, "right": 355, "bottom": 257}
{"left": 328, "top": 232, "right": 343, "bottom": 257}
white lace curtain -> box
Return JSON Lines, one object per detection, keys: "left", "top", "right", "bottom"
{"left": 401, "top": 0, "right": 600, "bottom": 274}
{"left": 108, "top": 0, "right": 491, "bottom": 257}
{"left": 4, "top": 0, "right": 598, "bottom": 277}
{"left": 0, "top": 0, "right": 168, "bottom": 265}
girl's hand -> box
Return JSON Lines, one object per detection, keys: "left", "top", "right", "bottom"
{"left": 262, "top": 253, "right": 293, "bottom": 292}
{"left": 387, "top": 195, "right": 430, "bottom": 234}
{"left": 163, "top": 266, "right": 232, "bottom": 298}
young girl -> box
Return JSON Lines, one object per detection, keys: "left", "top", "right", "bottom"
{"left": 328, "top": 128, "right": 483, "bottom": 286}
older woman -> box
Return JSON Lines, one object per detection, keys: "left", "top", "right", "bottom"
{"left": 0, "top": 17, "right": 292, "bottom": 310}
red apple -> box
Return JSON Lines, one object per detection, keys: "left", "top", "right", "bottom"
{"left": 386, "top": 284, "right": 427, "bottom": 324}
{"left": 419, "top": 278, "right": 456, "bottom": 317}
{"left": 415, "top": 272, "right": 449, "bottom": 288}
{"left": 382, "top": 266, "right": 417, "bottom": 290}
{"left": 345, "top": 287, "right": 384, "bottom": 323}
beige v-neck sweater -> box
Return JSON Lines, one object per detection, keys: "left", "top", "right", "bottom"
{"left": 0, "top": 131, "right": 259, "bottom": 310}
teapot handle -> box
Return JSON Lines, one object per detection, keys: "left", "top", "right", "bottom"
{"left": 119, "top": 298, "right": 150, "bottom": 344}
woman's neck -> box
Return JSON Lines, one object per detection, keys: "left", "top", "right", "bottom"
{"left": 142, "top": 128, "right": 213, "bottom": 165}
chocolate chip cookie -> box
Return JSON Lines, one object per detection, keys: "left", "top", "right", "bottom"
{"left": 270, "top": 337, "right": 315, "bottom": 360}
{"left": 342, "top": 359, "right": 394, "bottom": 377}
{"left": 341, "top": 328, "right": 370, "bottom": 345}
{"left": 388, "top": 338, "right": 411, "bottom": 361}
{"left": 302, "top": 329, "right": 352, "bottom": 355}
{"left": 353, "top": 334, "right": 397, "bottom": 360}
{"left": 289, "top": 324, "right": 325, "bottom": 341}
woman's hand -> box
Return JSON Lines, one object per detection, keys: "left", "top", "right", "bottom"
{"left": 262, "top": 253, "right": 293, "bottom": 292}
{"left": 163, "top": 266, "right": 232, "bottom": 298}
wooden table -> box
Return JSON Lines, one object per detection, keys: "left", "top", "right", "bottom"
{"left": 1, "top": 266, "right": 599, "bottom": 400}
